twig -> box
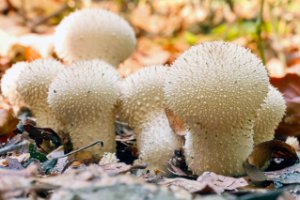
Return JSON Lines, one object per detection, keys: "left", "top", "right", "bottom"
{"left": 256, "top": 0, "right": 266, "bottom": 65}
{"left": 0, "top": 140, "right": 29, "bottom": 155}
{"left": 53, "top": 140, "right": 103, "bottom": 159}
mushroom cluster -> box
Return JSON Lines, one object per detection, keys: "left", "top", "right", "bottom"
{"left": 0, "top": 6, "right": 286, "bottom": 177}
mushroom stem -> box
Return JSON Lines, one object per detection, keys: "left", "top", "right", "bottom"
{"left": 68, "top": 114, "right": 116, "bottom": 160}
{"left": 185, "top": 124, "right": 253, "bottom": 176}
{"left": 135, "top": 110, "right": 182, "bottom": 172}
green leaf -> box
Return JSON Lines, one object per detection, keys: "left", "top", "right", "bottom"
{"left": 28, "top": 143, "right": 48, "bottom": 162}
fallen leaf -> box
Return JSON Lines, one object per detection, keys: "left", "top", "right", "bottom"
{"left": 247, "top": 140, "right": 298, "bottom": 171}
{"left": 0, "top": 107, "right": 19, "bottom": 136}
{"left": 271, "top": 74, "right": 300, "bottom": 138}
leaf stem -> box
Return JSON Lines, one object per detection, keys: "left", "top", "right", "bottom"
{"left": 256, "top": 0, "right": 266, "bottom": 65}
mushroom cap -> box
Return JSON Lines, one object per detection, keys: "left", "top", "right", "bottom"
{"left": 1, "top": 62, "right": 27, "bottom": 105}
{"left": 54, "top": 8, "right": 136, "bottom": 66}
{"left": 48, "top": 59, "right": 120, "bottom": 125}
{"left": 253, "top": 85, "right": 286, "bottom": 144}
{"left": 164, "top": 41, "right": 269, "bottom": 128}
{"left": 119, "top": 65, "right": 168, "bottom": 127}
{"left": 16, "top": 59, "right": 64, "bottom": 114}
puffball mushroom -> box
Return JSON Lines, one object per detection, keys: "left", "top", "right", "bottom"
{"left": 48, "top": 60, "right": 120, "bottom": 161}
{"left": 15, "top": 59, "right": 64, "bottom": 131}
{"left": 1, "top": 62, "right": 27, "bottom": 107}
{"left": 119, "top": 65, "right": 183, "bottom": 172}
{"left": 253, "top": 85, "right": 286, "bottom": 145}
{"left": 164, "top": 41, "right": 269, "bottom": 176}
{"left": 54, "top": 8, "right": 136, "bottom": 66}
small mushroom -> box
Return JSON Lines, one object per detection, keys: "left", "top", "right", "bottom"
{"left": 48, "top": 60, "right": 120, "bottom": 161}
{"left": 8, "top": 59, "right": 64, "bottom": 132}
{"left": 1, "top": 62, "right": 27, "bottom": 107}
{"left": 54, "top": 8, "right": 136, "bottom": 66}
{"left": 164, "top": 41, "right": 269, "bottom": 176}
{"left": 119, "top": 65, "right": 183, "bottom": 173}
{"left": 253, "top": 85, "right": 286, "bottom": 145}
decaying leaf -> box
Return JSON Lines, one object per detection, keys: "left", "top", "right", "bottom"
{"left": 0, "top": 107, "right": 19, "bottom": 136}
{"left": 166, "top": 108, "right": 188, "bottom": 136}
{"left": 161, "top": 172, "right": 247, "bottom": 195}
{"left": 247, "top": 140, "right": 298, "bottom": 171}
{"left": 271, "top": 74, "right": 300, "bottom": 138}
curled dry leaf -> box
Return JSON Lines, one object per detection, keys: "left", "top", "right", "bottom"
{"left": 247, "top": 140, "right": 298, "bottom": 172}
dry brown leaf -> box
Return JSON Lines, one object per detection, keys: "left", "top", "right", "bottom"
{"left": 247, "top": 140, "right": 298, "bottom": 171}
{"left": 271, "top": 74, "right": 300, "bottom": 137}
{"left": 165, "top": 108, "right": 187, "bottom": 136}
{"left": 196, "top": 172, "right": 248, "bottom": 193}
{"left": 0, "top": 107, "right": 19, "bottom": 136}
{"left": 161, "top": 172, "right": 247, "bottom": 195}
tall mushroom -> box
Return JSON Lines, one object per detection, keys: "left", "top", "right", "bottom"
{"left": 253, "top": 85, "right": 286, "bottom": 145}
{"left": 6, "top": 59, "right": 64, "bottom": 132}
{"left": 54, "top": 8, "right": 136, "bottom": 66}
{"left": 164, "top": 41, "right": 269, "bottom": 176}
{"left": 48, "top": 60, "right": 120, "bottom": 161}
{"left": 119, "top": 65, "right": 183, "bottom": 173}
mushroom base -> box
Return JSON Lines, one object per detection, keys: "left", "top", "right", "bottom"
{"left": 184, "top": 126, "right": 253, "bottom": 176}
{"left": 135, "top": 111, "right": 183, "bottom": 174}
{"left": 67, "top": 117, "right": 116, "bottom": 161}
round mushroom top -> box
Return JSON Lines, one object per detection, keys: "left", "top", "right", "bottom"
{"left": 16, "top": 59, "right": 64, "bottom": 114}
{"left": 54, "top": 8, "right": 136, "bottom": 66}
{"left": 48, "top": 60, "right": 120, "bottom": 125}
{"left": 1, "top": 62, "right": 27, "bottom": 105}
{"left": 164, "top": 41, "right": 269, "bottom": 128}
{"left": 254, "top": 85, "right": 286, "bottom": 143}
{"left": 120, "top": 65, "right": 167, "bottom": 127}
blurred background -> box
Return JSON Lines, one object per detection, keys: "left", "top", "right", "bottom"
{"left": 1, "top": 0, "right": 300, "bottom": 138}
{"left": 0, "top": 0, "right": 300, "bottom": 77}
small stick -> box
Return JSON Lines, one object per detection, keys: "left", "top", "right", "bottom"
{"left": 53, "top": 140, "right": 103, "bottom": 159}
{"left": 0, "top": 140, "right": 29, "bottom": 155}
{"left": 256, "top": 0, "right": 266, "bottom": 65}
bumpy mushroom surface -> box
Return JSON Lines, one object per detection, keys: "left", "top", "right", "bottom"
{"left": 119, "top": 65, "right": 183, "bottom": 172}
{"left": 253, "top": 85, "right": 286, "bottom": 145}
{"left": 1, "top": 62, "right": 27, "bottom": 106}
{"left": 10, "top": 59, "right": 64, "bottom": 132}
{"left": 164, "top": 41, "right": 269, "bottom": 176}
{"left": 54, "top": 8, "right": 136, "bottom": 66}
{"left": 48, "top": 60, "right": 120, "bottom": 160}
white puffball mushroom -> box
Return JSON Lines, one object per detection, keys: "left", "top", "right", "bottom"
{"left": 253, "top": 85, "right": 286, "bottom": 145}
{"left": 119, "top": 65, "right": 183, "bottom": 173}
{"left": 1, "top": 62, "right": 27, "bottom": 107}
{"left": 13, "top": 59, "right": 64, "bottom": 132}
{"left": 54, "top": 8, "right": 136, "bottom": 66}
{"left": 48, "top": 60, "right": 120, "bottom": 161}
{"left": 164, "top": 41, "right": 269, "bottom": 176}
